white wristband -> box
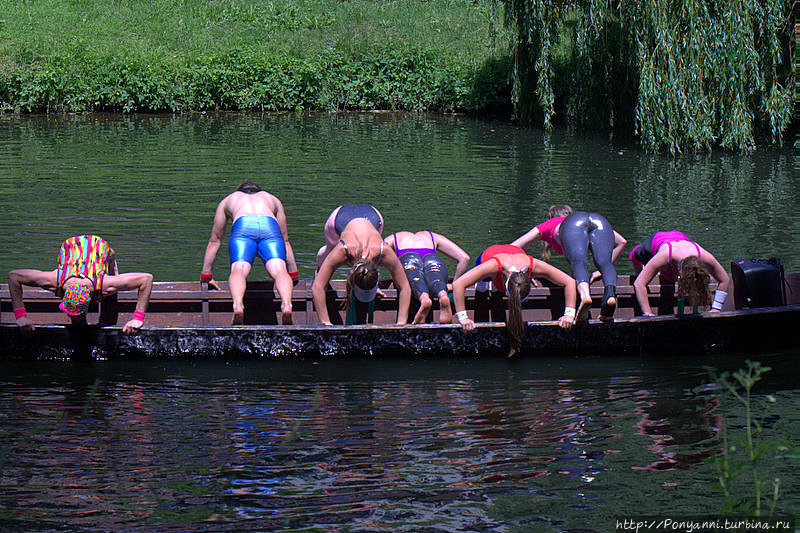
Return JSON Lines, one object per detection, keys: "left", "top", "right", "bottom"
{"left": 711, "top": 290, "right": 728, "bottom": 310}
{"left": 563, "top": 307, "right": 576, "bottom": 318}
{"left": 455, "top": 310, "right": 469, "bottom": 322}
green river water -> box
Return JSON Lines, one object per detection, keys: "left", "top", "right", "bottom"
{"left": 0, "top": 113, "right": 797, "bottom": 531}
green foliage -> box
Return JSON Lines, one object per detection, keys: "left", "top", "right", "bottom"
{"left": 0, "top": 0, "right": 513, "bottom": 114}
{"left": 500, "top": 0, "right": 794, "bottom": 152}
{"left": 701, "top": 361, "right": 793, "bottom": 516}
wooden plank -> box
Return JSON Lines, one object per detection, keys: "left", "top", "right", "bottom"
{"left": 2, "top": 273, "right": 796, "bottom": 326}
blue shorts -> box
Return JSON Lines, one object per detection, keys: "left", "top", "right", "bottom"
{"left": 229, "top": 216, "right": 286, "bottom": 264}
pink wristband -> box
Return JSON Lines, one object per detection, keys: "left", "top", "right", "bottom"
{"left": 133, "top": 310, "right": 146, "bottom": 322}
{"left": 14, "top": 307, "right": 27, "bottom": 319}
{"left": 200, "top": 272, "right": 213, "bottom": 283}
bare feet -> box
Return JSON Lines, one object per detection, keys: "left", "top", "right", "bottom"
{"left": 577, "top": 296, "right": 592, "bottom": 321}
{"left": 281, "top": 304, "right": 293, "bottom": 325}
{"left": 438, "top": 293, "right": 453, "bottom": 324}
{"left": 232, "top": 306, "right": 244, "bottom": 325}
{"left": 412, "top": 295, "right": 433, "bottom": 324}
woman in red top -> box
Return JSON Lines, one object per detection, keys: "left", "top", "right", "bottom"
{"left": 452, "top": 244, "right": 577, "bottom": 358}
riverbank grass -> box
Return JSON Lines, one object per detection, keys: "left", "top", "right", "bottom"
{"left": 0, "top": 0, "right": 512, "bottom": 113}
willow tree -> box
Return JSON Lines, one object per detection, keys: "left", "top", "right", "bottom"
{"left": 502, "top": 0, "right": 793, "bottom": 152}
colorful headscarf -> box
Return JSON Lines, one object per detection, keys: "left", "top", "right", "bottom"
{"left": 59, "top": 283, "right": 92, "bottom": 316}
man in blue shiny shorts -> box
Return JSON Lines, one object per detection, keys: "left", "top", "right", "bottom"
{"left": 201, "top": 180, "right": 298, "bottom": 325}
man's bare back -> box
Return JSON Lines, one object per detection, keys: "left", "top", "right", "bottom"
{"left": 223, "top": 191, "right": 282, "bottom": 221}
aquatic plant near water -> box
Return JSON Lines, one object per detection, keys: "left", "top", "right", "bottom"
{"left": 701, "top": 360, "right": 793, "bottom": 516}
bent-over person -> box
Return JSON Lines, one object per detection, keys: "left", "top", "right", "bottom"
{"left": 384, "top": 230, "right": 470, "bottom": 324}
{"left": 201, "top": 180, "right": 298, "bottom": 325}
{"left": 8, "top": 234, "right": 153, "bottom": 335}
{"left": 630, "top": 230, "right": 731, "bottom": 316}
{"left": 312, "top": 204, "right": 411, "bottom": 325}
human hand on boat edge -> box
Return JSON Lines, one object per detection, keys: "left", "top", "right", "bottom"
{"left": 457, "top": 314, "right": 476, "bottom": 332}
{"left": 558, "top": 313, "right": 575, "bottom": 329}
{"left": 16, "top": 315, "right": 35, "bottom": 336}
{"left": 122, "top": 318, "right": 144, "bottom": 335}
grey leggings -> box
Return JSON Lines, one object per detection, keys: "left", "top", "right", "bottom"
{"left": 400, "top": 252, "right": 449, "bottom": 300}
{"left": 559, "top": 211, "right": 617, "bottom": 287}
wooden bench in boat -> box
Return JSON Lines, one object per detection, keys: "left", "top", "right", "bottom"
{"left": 1, "top": 272, "right": 797, "bottom": 359}
{"left": 0, "top": 274, "right": 754, "bottom": 327}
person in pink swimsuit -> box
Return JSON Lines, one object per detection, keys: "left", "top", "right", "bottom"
{"left": 629, "top": 231, "right": 731, "bottom": 315}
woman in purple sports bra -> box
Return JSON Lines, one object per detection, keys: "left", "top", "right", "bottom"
{"left": 384, "top": 230, "right": 470, "bottom": 324}
{"left": 629, "top": 231, "right": 731, "bottom": 316}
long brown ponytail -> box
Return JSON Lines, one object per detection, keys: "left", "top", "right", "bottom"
{"left": 542, "top": 205, "right": 573, "bottom": 262}
{"left": 678, "top": 257, "right": 711, "bottom": 308}
{"left": 506, "top": 271, "right": 532, "bottom": 357}
{"left": 343, "top": 260, "right": 379, "bottom": 312}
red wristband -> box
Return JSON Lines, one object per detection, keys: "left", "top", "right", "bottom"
{"left": 133, "top": 310, "right": 146, "bottom": 322}
{"left": 200, "top": 272, "right": 213, "bottom": 283}
{"left": 14, "top": 307, "right": 27, "bottom": 319}
{"left": 288, "top": 270, "right": 299, "bottom": 281}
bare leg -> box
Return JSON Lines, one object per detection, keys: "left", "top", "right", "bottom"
{"left": 317, "top": 206, "right": 342, "bottom": 269}
{"left": 576, "top": 281, "right": 592, "bottom": 321}
{"left": 412, "top": 293, "right": 433, "bottom": 324}
{"left": 266, "top": 259, "right": 293, "bottom": 325}
{"left": 229, "top": 261, "right": 252, "bottom": 325}
{"left": 437, "top": 290, "right": 453, "bottom": 324}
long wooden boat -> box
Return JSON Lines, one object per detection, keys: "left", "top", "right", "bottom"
{"left": 1, "top": 273, "right": 798, "bottom": 359}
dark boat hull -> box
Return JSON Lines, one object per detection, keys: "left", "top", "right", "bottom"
{"left": 2, "top": 305, "right": 798, "bottom": 360}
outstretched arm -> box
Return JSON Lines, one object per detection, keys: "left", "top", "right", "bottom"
{"left": 433, "top": 233, "right": 471, "bottom": 280}
{"left": 102, "top": 272, "right": 154, "bottom": 334}
{"left": 7, "top": 269, "right": 58, "bottom": 334}
{"left": 201, "top": 201, "right": 229, "bottom": 288}
{"left": 532, "top": 260, "right": 577, "bottom": 329}
{"left": 632, "top": 254, "right": 666, "bottom": 316}
{"left": 311, "top": 247, "right": 346, "bottom": 325}
{"left": 381, "top": 248, "right": 411, "bottom": 325}
{"left": 510, "top": 226, "right": 542, "bottom": 250}
{"left": 702, "top": 251, "right": 731, "bottom": 311}
{"left": 452, "top": 261, "right": 498, "bottom": 332}
{"left": 611, "top": 231, "right": 627, "bottom": 264}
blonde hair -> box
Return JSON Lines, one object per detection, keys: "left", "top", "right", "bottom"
{"left": 541, "top": 205, "right": 573, "bottom": 262}
{"left": 506, "top": 271, "right": 532, "bottom": 357}
{"left": 343, "top": 260, "right": 379, "bottom": 312}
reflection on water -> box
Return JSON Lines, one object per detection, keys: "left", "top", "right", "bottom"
{"left": 0, "top": 113, "right": 797, "bottom": 530}
{"left": 1, "top": 353, "right": 797, "bottom": 530}
{"left": 0, "top": 113, "right": 796, "bottom": 282}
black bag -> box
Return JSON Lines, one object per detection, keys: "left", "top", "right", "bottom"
{"left": 730, "top": 258, "right": 786, "bottom": 309}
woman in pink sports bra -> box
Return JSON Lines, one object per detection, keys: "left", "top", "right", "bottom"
{"left": 384, "top": 230, "right": 470, "bottom": 324}
{"left": 629, "top": 231, "right": 731, "bottom": 316}
{"left": 452, "top": 244, "right": 577, "bottom": 358}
